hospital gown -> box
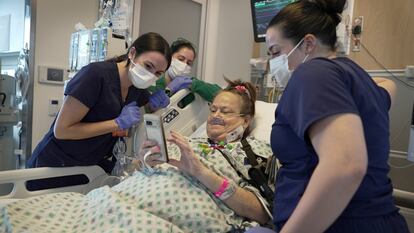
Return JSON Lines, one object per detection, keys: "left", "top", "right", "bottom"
{"left": 0, "top": 136, "right": 272, "bottom": 233}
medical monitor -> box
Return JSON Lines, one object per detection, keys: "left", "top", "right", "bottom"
{"left": 250, "top": 0, "right": 296, "bottom": 42}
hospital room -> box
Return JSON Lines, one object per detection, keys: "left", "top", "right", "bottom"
{"left": 0, "top": 0, "right": 413, "bottom": 232}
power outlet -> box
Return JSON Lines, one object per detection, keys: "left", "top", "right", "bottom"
{"left": 352, "top": 16, "right": 364, "bottom": 52}
{"left": 266, "top": 73, "right": 275, "bottom": 88}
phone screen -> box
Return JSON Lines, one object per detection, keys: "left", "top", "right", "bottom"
{"left": 143, "top": 114, "right": 169, "bottom": 162}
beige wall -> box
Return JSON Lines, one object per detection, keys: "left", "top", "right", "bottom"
{"left": 348, "top": 0, "right": 414, "bottom": 151}
{"left": 349, "top": 0, "right": 414, "bottom": 69}
{"left": 31, "top": 0, "right": 98, "bottom": 151}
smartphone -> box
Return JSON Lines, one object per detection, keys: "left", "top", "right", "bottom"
{"left": 143, "top": 113, "right": 169, "bottom": 162}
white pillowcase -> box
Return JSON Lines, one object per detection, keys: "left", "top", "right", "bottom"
{"left": 250, "top": 101, "right": 277, "bottom": 143}
{"left": 190, "top": 101, "right": 277, "bottom": 144}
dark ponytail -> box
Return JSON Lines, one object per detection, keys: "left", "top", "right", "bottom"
{"left": 171, "top": 38, "right": 197, "bottom": 59}
{"left": 109, "top": 32, "right": 172, "bottom": 69}
{"left": 267, "top": 0, "right": 346, "bottom": 50}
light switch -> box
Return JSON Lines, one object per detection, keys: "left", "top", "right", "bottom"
{"left": 48, "top": 99, "right": 60, "bottom": 116}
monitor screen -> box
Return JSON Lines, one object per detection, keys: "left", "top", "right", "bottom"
{"left": 251, "top": 0, "right": 296, "bottom": 42}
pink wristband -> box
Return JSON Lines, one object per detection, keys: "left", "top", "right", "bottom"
{"left": 214, "top": 178, "right": 229, "bottom": 198}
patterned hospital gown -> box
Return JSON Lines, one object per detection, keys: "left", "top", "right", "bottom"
{"left": 0, "top": 136, "right": 273, "bottom": 233}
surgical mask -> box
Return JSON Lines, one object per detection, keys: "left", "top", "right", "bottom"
{"left": 129, "top": 59, "right": 158, "bottom": 89}
{"left": 167, "top": 58, "right": 192, "bottom": 79}
{"left": 269, "top": 38, "right": 308, "bottom": 88}
{"left": 226, "top": 125, "right": 245, "bottom": 143}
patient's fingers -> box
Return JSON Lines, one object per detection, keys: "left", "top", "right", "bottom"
{"left": 169, "top": 131, "right": 190, "bottom": 147}
{"left": 142, "top": 140, "right": 158, "bottom": 148}
{"left": 168, "top": 159, "right": 182, "bottom": 169}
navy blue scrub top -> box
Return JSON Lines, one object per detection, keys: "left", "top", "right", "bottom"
{"left": 27, "top": 61, "right": 150, "bottom": 173}
{"left": 271, "top": 57, "right": 398, "bottom": 227}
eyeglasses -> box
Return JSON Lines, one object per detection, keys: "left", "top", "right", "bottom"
{"left": 208, "top": 104, "right": 245, "bottom": 118}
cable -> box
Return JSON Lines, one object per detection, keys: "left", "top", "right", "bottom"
{"left": 388, "top": 162, "right": 414, "bottom": 169}
{"left": 390, "top": 120, "right": 412, "bottom": 146}
{"left": 359, "top": 42, "right": 414, "bottom": 89}
{"left": 0, "top": 92, "right": 6, "bottom": 106}
{"left": 141, "top": 150, "right": 155, "bottom": 175}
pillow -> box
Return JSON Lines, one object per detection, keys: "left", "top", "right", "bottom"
{"left": 250, "top": 101, "right": 277, "bottom": 143}
{"left": 189, "top": 101, "right": 277, "bottom": 143}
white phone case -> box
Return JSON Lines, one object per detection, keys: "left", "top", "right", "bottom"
{"left": 143, "top": 113, "right": 169, "bottom": 162}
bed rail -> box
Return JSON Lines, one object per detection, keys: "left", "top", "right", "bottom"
{"left": 0, "top": 166, "right": 119, "bottom": 199}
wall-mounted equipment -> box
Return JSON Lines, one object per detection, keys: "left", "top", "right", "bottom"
{"left": 0, "top": 74, "right": 20, "bottom": 172}
{"left": 38, "top": 66, "right": 67, "bottom": 85}
{"left": 68, "top": 27, "right": 125, "bottom": 76}
{"left": 250, "top": 0, "right": 295, "bottom": 43}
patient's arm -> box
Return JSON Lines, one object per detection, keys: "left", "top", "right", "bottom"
{"left": 167, "top": 131, "right": 270, "bottom": 224}
{"left": 194, "top": 165, "right": 270, "bottom": 224}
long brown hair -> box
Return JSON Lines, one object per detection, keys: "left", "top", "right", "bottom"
{"left": 109, "top": 32, "right": 172, "bottom": 68}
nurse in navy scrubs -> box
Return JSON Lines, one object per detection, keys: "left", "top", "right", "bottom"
{"left": 27, "top": 32, "right": 171, "bottom": 190}
{"left": 263, "top": 0, "right": 410, "bottom": 233}
{"left": 266, "top": 0, "right": 409, "bottom": 233}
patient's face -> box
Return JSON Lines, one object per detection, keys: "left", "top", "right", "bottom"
{"left": 206, "top": 92, "right": 248, "bottom": 142}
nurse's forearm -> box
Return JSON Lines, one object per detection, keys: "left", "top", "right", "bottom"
{"left": 53, "top": 119, "right": 119, "bottom": 140}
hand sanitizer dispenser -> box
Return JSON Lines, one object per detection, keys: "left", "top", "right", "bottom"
{"left": 408, "top": 103, "right": 414, "bottom": 162}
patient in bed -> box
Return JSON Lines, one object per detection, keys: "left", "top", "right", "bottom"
{"left": 0, "top": 80, "right": 273, "bottom": 233}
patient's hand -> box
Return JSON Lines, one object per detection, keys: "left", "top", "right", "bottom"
{"left": 138, "top": 140, "right": 165, "bottom": 167}
{"left": 167, "top": 130, "right": 205, "bottom": 176}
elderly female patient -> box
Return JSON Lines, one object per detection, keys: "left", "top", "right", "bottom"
{"left": 141, "top": 78, "right": 272, "bottom": 219}
{"left": 0, "top": 79, "right": 273, "bottom": 233}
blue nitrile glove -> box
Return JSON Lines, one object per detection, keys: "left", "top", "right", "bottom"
{"left": 166, "top": 76, "right": 193, "bottom": 94}
{"left": 115, "top": 101, "right": 141, "bottom": 130}
{"left": 149, "top": 90, "right": 170, "bottom": 109}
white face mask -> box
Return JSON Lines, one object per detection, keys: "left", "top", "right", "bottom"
{"left": 226, "top": 125, "right": 245, "bottom": 143}
{"left": 167, "top": 58, "right": 192, "bottom": 79}
{"left": 269, "top": 38, "right": 307, "bottom": 88}
{"left": 128, "top": 59, "right": 158, "bottom": 89}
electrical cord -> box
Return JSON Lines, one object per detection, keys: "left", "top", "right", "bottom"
{"left": 388, "top": 162, "right": 414, "bottom": 169}
{"left": 357, "top": 42, "right": 414, "bottom": 166}
{"left": 141, "top": 150, "right": 155, "bottom": 175}
{"left": 360, "top": 42, "right": 414, "bottom": 89}
{"left": 0, "top": 92, "right": 6, "bottom": 106}
{"left": 390, "top": 120, "right": 412, "bottom": 147}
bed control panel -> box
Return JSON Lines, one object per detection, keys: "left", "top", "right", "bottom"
{"left": 163, "top": 109, "right": 180, "bottom": 124}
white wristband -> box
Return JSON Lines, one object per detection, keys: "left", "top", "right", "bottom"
{"left": 219, "top": 181, "right": 237, "bottom": 200}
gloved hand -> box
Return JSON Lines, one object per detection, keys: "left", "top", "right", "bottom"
{"left": 115, "top": 101, "right": 141, "bottom": 130}
{"left": 166, "top": 76, "right": 192, "bottom": 94}
{"left": 149, "top": 90, "right": 170, "bottom": 110}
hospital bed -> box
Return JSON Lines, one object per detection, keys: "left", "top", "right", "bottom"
{"left": 0, "top": 89, "right": 211, "bottom": 201}
{"left": 0, "top": 89, "right": 275, "bottom": 200}
{"left": 0, "top": 89, "right": 413, "bottom": 232}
